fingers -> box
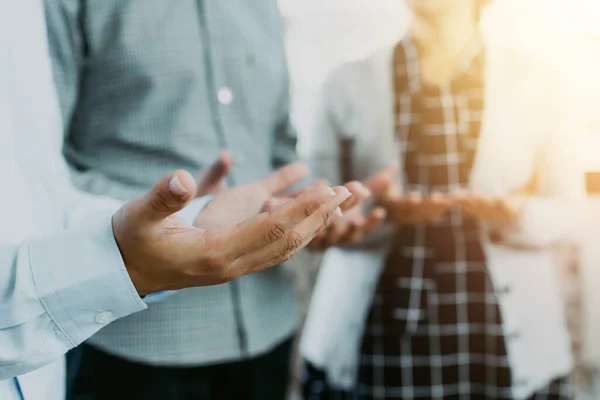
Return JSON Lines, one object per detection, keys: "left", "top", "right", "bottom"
{"left": 259, "top": 162, "right": 310, "bottom": 195}
{"left": 339, "top": 181, "right": 370, "bottom": 212}
{"left": 264, "top": 179, "right": 331, "bottom": 213}
{"left": 282, "top": 178, "right": 364, "bottom": 213}
{"left": 261, "top": 197, "right": 289, "bottom": 212}
{"left": 326, "top": 215, "right": 348, "bottom": 246}
{"left": 363, "top": 207, "right": 387, "bottom": 233}
{"left": 428, "top": 191, "right": 447, "bottom": 204}
{"left": 363, "top": 164, "right": 398, "bottom": 195}
{"left": 382, "top": 192, "right": 454, "bottom": 225}
{"left": 405, "top": 192, "right": 422, "bottom": 203}
{"left": 308, "top": 215, "right": 353, "bottom": 250}
{"left": 232, "top": 186, "right": 351, "bottom": 273}
{"left": 285, "top": 178, "right": 329, "bottom": 198}
{"left": 452, "top": 197, "right": 479, "bottom": 216}
{"left": 137, "top": 170, "right": 197, "bottom": 223}
{"left": 340, "top": 207, "right": 385, "bottom": 245}
{"left": 196, "top": 150, "right": 233, "bottom": 197}
{"left": 310, "top": 205, "right": 386, "bottom": 249}
{"left": 224, "top": 185, "right": 350, "bottom": 260}
{"left": 335, "top": 219, "right": 362, "bottom": 246}
{"left": 450, "top": 192, "right": 496, "bottom": 220}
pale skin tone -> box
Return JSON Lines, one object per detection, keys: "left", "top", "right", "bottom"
{"left": 380, "top": 0, "right": 525, "bottom": 227}
{"left": 305, "top": 2, "right": 503, "bottom": 245}
{"left": 307, "top": 165, "right": 398, "bottom": 250}
{"left": 112, "top": 164, "right": 354, "bottom": 296}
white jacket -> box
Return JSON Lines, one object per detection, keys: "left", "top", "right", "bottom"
{"left": 300, "top": 23, "right": 586, "bottom": 400}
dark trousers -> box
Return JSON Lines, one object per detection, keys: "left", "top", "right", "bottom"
{"left": 70, "top": 338, "right": 293, "bottom": 400}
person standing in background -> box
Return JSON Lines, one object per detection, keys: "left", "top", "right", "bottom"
{"left": 44, "top": 1, "right": 386, "bottom": 399}
{"left": 300, "top": 0, "right": 585, "bottom": 399}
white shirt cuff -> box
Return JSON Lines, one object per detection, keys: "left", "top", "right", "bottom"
{"left": 27, "top": 209, "right": 147, "bottom": 346}
{"left": 143, "top": 290, "right": 176, "bottom": 304}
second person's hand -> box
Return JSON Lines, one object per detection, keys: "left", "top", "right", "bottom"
{"left": 449, "top": 191, "right": 525, "bottom": 226}
{"left": 381, "top": 191, "right": 451, "bottom": 225}
{"left": 308, "top": 164, "right": 398, "bottom": 250}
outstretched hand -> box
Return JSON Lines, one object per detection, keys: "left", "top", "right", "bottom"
{"left": 308, "top": 164, "right": 398, "bottom": 250}
{"left": 113, "top": 169, "right": 351, "bottom": 296}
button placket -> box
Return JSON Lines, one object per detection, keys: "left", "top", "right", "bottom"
{"left": 217, "top": 87, "right": 234, "bottom": 105}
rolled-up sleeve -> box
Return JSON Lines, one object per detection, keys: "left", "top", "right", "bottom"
{"left": 0, "top": 209, "right": 146, "bottom": 380}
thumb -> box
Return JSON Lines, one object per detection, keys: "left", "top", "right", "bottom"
{"left": 139, "top": 170, "right": 197, "bottom": 223}
{"left": 196, "top": 150, "right": 233, "bottom": 197}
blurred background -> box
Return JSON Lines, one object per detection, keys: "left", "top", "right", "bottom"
{"left": 280, "top": 1, "right": 600, "bottom": 398}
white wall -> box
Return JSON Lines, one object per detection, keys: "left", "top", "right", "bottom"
{"left": 280, "top": 0, "right": 410, "bottom": 157}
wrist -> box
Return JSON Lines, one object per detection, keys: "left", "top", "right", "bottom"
{"left": 112, "top": 215, "right": 157, "bottom": 297}
{"left": 123, "top": 266, "right": 153, "bottom": 297}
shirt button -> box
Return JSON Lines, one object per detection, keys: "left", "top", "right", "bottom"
{"left": 217, "top": 87, "right": 234, "bottom": 105}
{"left": 94, "top": 311, "right": 114, "bottom": 325}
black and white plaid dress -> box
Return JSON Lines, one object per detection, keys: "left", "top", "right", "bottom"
{"left": 302, "top": 38, "right": 571, "bottom": 400}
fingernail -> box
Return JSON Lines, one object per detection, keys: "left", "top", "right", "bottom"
{"left": 169, "top": 175, "right": 188, "bottom": 197}
{"left": 335, "top": 207, "right": 343, "bottom": 217}
{"left": 328, "top": 188, "right": 336, "bottom": 196}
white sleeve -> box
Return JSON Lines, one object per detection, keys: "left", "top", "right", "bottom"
{"left": 0, "top": 209, "right": 147, "bottom": 380}
{"left": 494, "top": 62, "right": 586, "bottom": 249}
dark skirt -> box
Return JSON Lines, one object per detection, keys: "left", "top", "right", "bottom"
{"left": 302, "top": 362, "right": 572, "bottom": 400}
{"left": 302, "top": 219, "right": 573, "bottom": 400}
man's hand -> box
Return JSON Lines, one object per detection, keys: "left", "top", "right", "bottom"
{"left": 195, "top": 150, "right": 233, "bottom": 197}
{"left": 308, "top": 205, "right": 387, "bottom": 250}
{"left": 308, "top": 164, "right": 397, "bottom": 249}
{"left": 112, "top": 170, "right": 351, "bottom": 296}
{"left": 194, "top": 162, "right": 313, "bottom": 229}
{"left": 381, "top": 191, "right": 451, "bottom": 225}
{"left": 265, "top": 179, "right": 371, "bottom": 214}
